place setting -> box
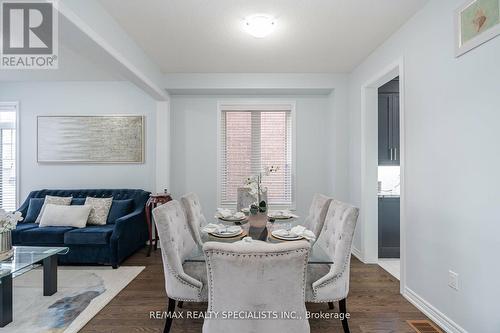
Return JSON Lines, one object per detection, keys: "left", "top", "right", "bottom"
{"left": 202, "top": 223, "right": 245, "bottom": 239}
{"left": 267, "top": 209, "right": 299, "bottom": 221}
{"left": 215, "top": 208, "right": 247, "bottom": 223}
{"left": 270, "top": 225, "right": 316, "bottom": 242}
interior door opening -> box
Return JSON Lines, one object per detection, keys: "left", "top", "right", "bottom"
{"left": 377, "top": 77, "right": 401, "bottom": 280}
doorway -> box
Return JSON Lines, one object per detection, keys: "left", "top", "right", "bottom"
{"left": 360, "top": 59, "right": 405, "bottom": 293}
{"left": 377, "top": 77, "right": 400, "bottom": 280}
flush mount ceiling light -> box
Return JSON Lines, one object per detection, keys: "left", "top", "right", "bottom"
{"left": 243, "top": 14, "right": 276, "bottom": 38}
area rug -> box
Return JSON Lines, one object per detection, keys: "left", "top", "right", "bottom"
{"left": 0, "top": 266, "right": 144, "bottom": 333}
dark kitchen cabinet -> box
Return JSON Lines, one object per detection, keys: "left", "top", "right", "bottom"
{"left": 378, "top": 92, "right": 400, "bottom": 166}
{"left": 378, "top": 196, "right": 400, "bottom": 258}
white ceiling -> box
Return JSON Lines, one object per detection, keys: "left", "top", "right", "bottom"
{"left": 99, "top": 0, "right": 428, "bottom": 73}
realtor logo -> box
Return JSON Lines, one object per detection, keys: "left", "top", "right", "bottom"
{"left": 1, "top": 0, "right": 58, "bottom": 69}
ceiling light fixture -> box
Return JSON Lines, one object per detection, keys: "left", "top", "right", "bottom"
{"left": 243, "top": 14, "right": 276, "bottom": 38}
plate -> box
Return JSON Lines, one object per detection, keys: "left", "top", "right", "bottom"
{"left": 209, "top": 229, "right": 244, "bottom": 238}
{"left": 268, "top": 211, "right": 297, "bottom": 220}
{"left": 271, "top": 230, "right": 304, "bottom": 241}
{"left": 217, "top": 216, "right": 247, "bottom": 222}
{"left": 269, "top": 215, "right": 294, "bottom": 220}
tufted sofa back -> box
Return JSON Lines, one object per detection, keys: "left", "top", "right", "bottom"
{"left": 18, "top": 189, "right": 150, "bottom": 218}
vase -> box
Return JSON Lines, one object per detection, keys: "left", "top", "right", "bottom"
{"left": 249, "top": 212, "right": 268, "bottom": 228}
{"left": 0, "top": 230, "right": 13, "bottom": 261}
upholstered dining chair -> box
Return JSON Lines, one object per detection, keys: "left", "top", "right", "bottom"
{"left": 304, "top": 193, "right": 333, "bottom": 238}
{"left": 202, "top": 240, "right": 311, "bottom": 333}
{"left": 153, "top": 200, "right": 208, "bottom": 333}
{"left": 306, "top": 199, "right": 359, "bottom": 333}
{"left": 180, "top": 192, "right": 206, "bottom": 247}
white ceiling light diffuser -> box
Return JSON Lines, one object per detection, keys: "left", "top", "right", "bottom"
{"left": 243, "top": 14, "right": 276, "bottom": 38}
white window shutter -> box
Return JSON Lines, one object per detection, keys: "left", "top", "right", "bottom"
{"left": 219, "top": 105, "right": 294, "bottom": 208}
{"left": 0, "top": 104, "right": 18, "bottom": 212}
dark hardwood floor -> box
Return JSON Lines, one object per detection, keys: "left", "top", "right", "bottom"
{"left": 81, "top": 248, "right": 431, "bottom": 333}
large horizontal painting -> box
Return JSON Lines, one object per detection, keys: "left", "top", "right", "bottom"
{"left": 37, "top": 115, "right": 144, "bottom": 163}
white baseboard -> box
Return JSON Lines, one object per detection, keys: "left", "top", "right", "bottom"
{"left": 403, "top": 287, "right": 467, "bottom": 333}
{"left": 351, "top": 246, "right": 364, "bottom": 262}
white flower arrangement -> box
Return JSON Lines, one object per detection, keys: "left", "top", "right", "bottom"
{"left": 243, "top": 165, "right": 280, "bottom": 201}
{"left": 0, "top": 209, "right": 23, "bottom": 233}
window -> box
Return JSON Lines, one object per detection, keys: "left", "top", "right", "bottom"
{"left": 219, "top": 103, "right": 295, "bottom": 207}
{"left": 0, "top": 103, "right": 18, "bottom": 212}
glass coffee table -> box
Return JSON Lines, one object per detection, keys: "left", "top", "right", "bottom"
{"left": 0, "top": 246, "right": 69, "bottom": 327}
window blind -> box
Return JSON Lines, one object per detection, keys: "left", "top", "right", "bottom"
{"left": 219, "top": 106, "right": 294, "bottom": 207}
{"left": 0, "top": 104, "right": 17, "bottom": 212}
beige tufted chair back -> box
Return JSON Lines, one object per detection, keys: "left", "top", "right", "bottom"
{"left": 153, "top": 200, "right": 204, "bottom": 301}
{"left": 304, "top": 193, "right": 332, "bottom": 238}
{"left": 202, "top": 240, "right": 311, "bottom": 333}
{"left": 181, "top": 192, "right": 206, "bottom": 247}
{"left": 310, "top": 199, "right": 359, "bottom": 302}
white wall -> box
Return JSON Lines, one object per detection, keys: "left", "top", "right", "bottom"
{"left": 170, "top": 93, "right": 349, "bottom": 218}
{"left": 348, "top": 0, "right": 500, "bottom": 332}
{"left": 0, "top": 81, "right": 158, "bottom": 202}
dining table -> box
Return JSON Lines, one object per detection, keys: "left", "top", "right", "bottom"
{"left": 185, "top": 212, "right": 332, "bottom": 265}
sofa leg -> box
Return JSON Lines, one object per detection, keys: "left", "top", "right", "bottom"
{"left": 164, "top": 297, "right": 176, "bottom": 333}
{"left": 112, "top": 264, "right": 118, "bottom": 269}
{"left": 339, "top": 298, "right": 350, "bottom": 333}
{"left": 328, "top": 302, "right": 334, "bottom": 310}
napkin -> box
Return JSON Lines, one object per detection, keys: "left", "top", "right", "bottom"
{"left": 290, "top": 225, "right": 316, "bottom": 241}
{"left": 273, "top": 225, "right": 316, "bottom": 241}
{"left": 216, "top": 208, "right": 245, "bottom": 219}
{"left": 202, "top": 223, "right": 242, "bottom": 234}
{"left": 268, "top": 210, "right": 299, "bottom": 219}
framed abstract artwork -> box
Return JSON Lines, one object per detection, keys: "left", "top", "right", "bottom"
{"left": 37, "top": 115, "right": 145, "bottom": 163}
{"left": 455, "top": 0, "right": 500, "bottom": 56}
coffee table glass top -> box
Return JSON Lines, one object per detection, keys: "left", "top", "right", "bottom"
{"left": 0, "top": 246, "right": 69, "bottom": 279}
{"left": 186, "top": 216, "right": 333, "bottom": 265}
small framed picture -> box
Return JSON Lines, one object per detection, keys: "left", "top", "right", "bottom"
{"left": 455, "top": 0, "right": 500, "bottom": 57}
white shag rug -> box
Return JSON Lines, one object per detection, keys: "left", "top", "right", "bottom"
{"left": 0, "top": 266, "right": 144, "bottom": 333}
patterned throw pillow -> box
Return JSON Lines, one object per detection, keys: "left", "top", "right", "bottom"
{"left": 35, "top": 195, "right": 73, "bottom": 224}
{"left": 85, "top": 197, "right": 113, "bottom": 225}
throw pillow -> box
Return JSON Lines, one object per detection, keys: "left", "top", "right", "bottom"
{"left": 35, "top": 195, "right": 73, "bottom": 223}
{"left": 107, "top": 199, "right": 134, "bottom": 224}
{"left": 39, "top": 204, "right": 92, "bottom": 228}
{"left": 24, "top": 198, "right": 45, "bottom": 223}
{"left": 85, "top": 197, "right": 113, "bottom": 225}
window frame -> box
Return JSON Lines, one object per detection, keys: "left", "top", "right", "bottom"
{"left": 0, "top": 102, "right": 20, "bottom": 210}
{"left": 217, "top": 100, "right": 296, "bottom": 210}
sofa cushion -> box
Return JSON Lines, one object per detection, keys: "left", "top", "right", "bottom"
{"left": 85, "top": 197, "right": 113, "bottom": 225}
{"left": 35, "top": 195, "right": 72, "bottom": 223}
{"left": 20, "top": 226, "right": 76, "bottom": 244}
{"left": 39, "top": 204, "right": 92, "bottom": 228}
{"left": 24, "top": 198, "right": 44, "bottom": 223}
{"left": 64, "top": 225, "right": 115, "bottom": 245}
{"left": 12, "top": 223, "right": 38, "bottom": 244}
{"left": 107, "top": 199, "right": 133, "bottom": 224}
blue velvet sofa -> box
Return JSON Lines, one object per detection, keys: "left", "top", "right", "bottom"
{"left": 14, "top": 189, "right": 150, "bottom": 268}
